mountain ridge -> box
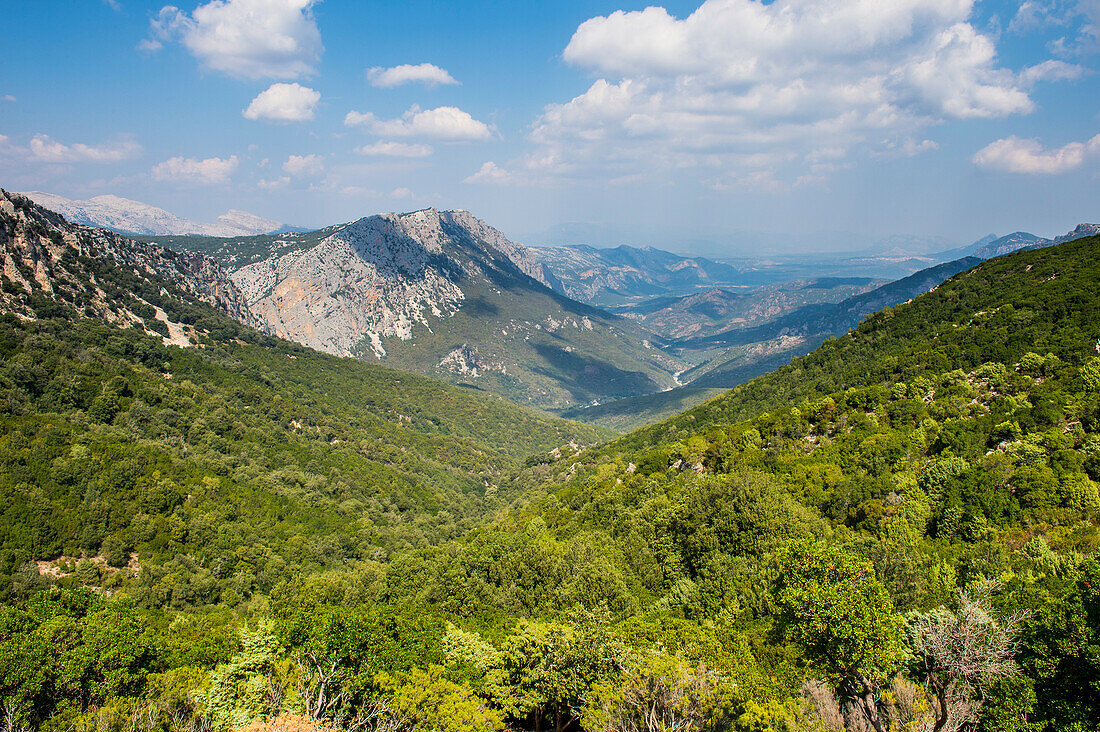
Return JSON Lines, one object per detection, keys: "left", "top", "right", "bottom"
{"left": 165, "top": 206, "right": 683, "bottom": 410}
{"left": 22, "top": 190, "right": 290, "bottom": 238}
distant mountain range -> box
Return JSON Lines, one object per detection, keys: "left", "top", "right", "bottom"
{"left": 564, "top": 257, "right": 983, "bottom": 430}
{"left": 20, "top": 191, "right": 293, "bottom": 237}
{"left": 965, "top": 224, "right": 1100, "bottom": 259}
{"left": 524, "top": 244, "right": 752, "bottom": 306}
{"left": 611, "top": 277, "right": 882, "bottom": 340}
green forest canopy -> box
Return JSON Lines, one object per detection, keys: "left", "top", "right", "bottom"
{"left": 2, "top": 234, "right": 1100, "bottom": 731}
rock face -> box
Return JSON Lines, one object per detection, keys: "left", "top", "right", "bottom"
{"left": 1053, "top": 223, "right": 1100, "bottom": 244}
{"left": 22, "top": 191, "right": 285, "bottom": 237}
{"left": 222, "top": 207, "right": 682, "bottom": 409}
{"left": 0, "top": 189, "right": 260, "bottom": 339}
{"left": 232, "top": 211, "right": 466, "bottom": 357}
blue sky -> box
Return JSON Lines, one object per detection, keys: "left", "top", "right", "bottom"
{"left": 1, "top": 0, "right": 1097, "bottom": 252}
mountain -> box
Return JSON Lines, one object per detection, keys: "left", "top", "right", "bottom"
{"left": 612, "top": 277, "right": 881, "bottom": 340}
{"left": 1052, "top": 222, "right": 1100, "bottom": 245}
{"left": 155, "top": 209, "right": 683, "bottom": 410}
{"left": 21, "top": 191, "right": 288, "bottom": 237}
{"left": 613, "top": 234, "right": 1100, "bottom": 454}
{"left": 524, "top": 243, "right": 750, "bottom": 306}
{"left": 964, "top": 223, "right": 1099, "bottom": 260}
{"left": 676, "top": 257, "right": 981, "bottom": 352}
{"left": 971, "top": 231, "right": 1046, "bottom": 258}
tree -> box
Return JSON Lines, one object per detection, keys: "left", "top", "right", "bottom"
{"left": 194, "top": 626, "right": 282, "bottom": 730}
{"left": 908, "top": 584, "right": 1025, "bottom": 732}
{"left": 493, "top": 614, "right": 622, "bottom": 732}
{"left": 772, "top": 541, "right": 904, "bottom": 732}
{"left": 1019, "top": 558, "right": 1100, "bottom": 730}
{"left": 375, "top": 666, "right": 504, "bottom": 732}
{"left": 582, "top": 654, "right": 720, "bottom": 732}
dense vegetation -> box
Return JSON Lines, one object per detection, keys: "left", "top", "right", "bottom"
{"left": 2, "top": 231, "right": 1100, "bottom": 731}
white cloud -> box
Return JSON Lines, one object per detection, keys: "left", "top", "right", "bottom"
{"left": 282, "top": 153, "right": 325, "bottom": 176}
{"left": 367, "top": 63, "right": 459, "bottom": 88}
{"left": 353, "top": 141, "right": 434, "bottom": 158}
{"left": 500, "top": 0, "right": 1051, "bottom": 186}
{"left": 344, "top": 105, "right": 492, "bottom": 141}
{"left": 152, "top": 155, "right": 239, "bottom": 184}
{"left": 243, "top": 83, "right": 320, "bottom": 122}
{"left": 29, "top": 134, "right": 142, "bottom": 163}
{"left": 1019, "top": 59, "right": 1085, "bottom": 85}
{"left": 1, "top": 95, "right": 15, "bottom": 103}
{"left": 258, "top": 176, "right": 291, "bottom": 189}
{"left": 147, "top": 0, "right": 322, "bottom": 80}
{"left": 872, "top": 137, "right": 940, "bottom": 159}
{"left": 463, "top": 161, "right": 512, "bottom": 184}
{"left": 973, "top": 133, "right": 1100, "bottom": 173}
{"left": 389, "top": 187, "right": 414, "bottom": 199}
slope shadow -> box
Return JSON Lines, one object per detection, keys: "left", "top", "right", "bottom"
{"left": 530, "top": 342, "right": 662, "bottom": 402}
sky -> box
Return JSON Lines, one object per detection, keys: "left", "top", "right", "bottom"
{"left": 0, "top": 0, "right": 1097, "bottom": 254}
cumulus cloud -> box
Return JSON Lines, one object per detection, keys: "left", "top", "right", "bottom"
{"left": 367, "top": 63, "right": 459, "bottom": 88}
{"left": 243, "top": 83, "right": 320, "bottom": 122}
{"left": 282, "top": 153, "right": 325, "bottom": 176}
{"left": 344, "top": 105, "right": 492, "bottom": 141}
{"left": 497, "top": 0, "right": 1055, "bottom": 186}
{"left": 29, "top": 134, "right": 142, "bottom": 163}
{"left": 463, "top": 161, "right": 513, "bottom": 184}
{"left": 152, "top": 155, "right": 239, "bottom": 184}
{"left": 973, "top": 133, "right": 1100, "bottom": 173}
{"left": 147, "top": 0, "right": 322, "bottom": 79}
{"left": 258, "top": 176, "right": 290, "bottom": 189}
{"left": 354, "top": 141, "right": 434, "bottom": 157}
{"left": 1, "top": 95, "right": 15, "bottom": 103}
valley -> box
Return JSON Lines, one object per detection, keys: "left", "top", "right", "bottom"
{"left": 2, "top": 187, "right": 1099, "bottom": 732}
{"left": 6, "top": 2, "right": 1099, "bottom": 731}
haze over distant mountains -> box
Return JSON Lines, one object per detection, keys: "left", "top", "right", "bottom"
{"left": 21, "top": 191, "right": 293, "bottom": 238}
{"left": 16, "top": 188, "right": 1097, "bottom": 422}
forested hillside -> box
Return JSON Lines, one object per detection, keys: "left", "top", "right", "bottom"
{"left": 1, "top": 230, "right": 1099, "bottom": 732}
{"left": 0, "top": 189, "right": 607, "bottom": 634}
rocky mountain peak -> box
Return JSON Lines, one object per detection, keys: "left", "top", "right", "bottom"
{"left": 1054, "top": 223, "right": 1100, "bottom": 244}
